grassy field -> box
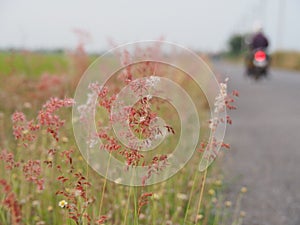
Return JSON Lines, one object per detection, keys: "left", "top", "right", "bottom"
{"left": 0, "top": 51, "right": 69, "bottom": 78}
{"left": 271, "top": 51, "right": 300, "bottom": 71}
{"left": 0, "top": 49, "right": 244, "bottom": 225}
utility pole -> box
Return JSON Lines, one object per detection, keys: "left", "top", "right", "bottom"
{"left": 276, "top": 0, "right": 286, "bottom": 51}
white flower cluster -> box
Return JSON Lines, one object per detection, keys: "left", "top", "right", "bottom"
{"left": 77, "top": 82, "right": 102, "bottom": 148}
{"left": 214, "top": 78, "right": 228, "bottom": 114}
{"left": 145, "top": 76, "right": 161, "bottom": 88}
{"left": 208, "top": 78, "right": 228, "bottom": 132}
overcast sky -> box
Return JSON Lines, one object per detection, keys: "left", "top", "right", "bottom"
{"left": 0, "top": 0, "right": 299, "bottom": 52}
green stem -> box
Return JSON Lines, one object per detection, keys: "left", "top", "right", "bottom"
{"left": 123, "top": 187, "right": 131, "bottom": 225}
{"left": 133, "top": 187, "right": 139, "bottom": 225}
{"left": 195, "top": 167, "right": 208, "bottom": 224}
{"left": 232, "top": 193, "right": 243, "bottom": 225}
{"left": 184, "top": 172, "right": 198, "bottom": 224}
{"left": 98, "top": 152, "right": 112, "bottom": 216}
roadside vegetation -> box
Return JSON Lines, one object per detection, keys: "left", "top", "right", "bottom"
{"left": 271, "top": 51, "right": 300, "bottom": 71}
{"left": 0, "top": 42, "right": 244, "bottom": 225}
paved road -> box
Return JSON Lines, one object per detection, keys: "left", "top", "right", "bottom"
{"left": 212, "top": 61, "right": 300, "bottom": 225}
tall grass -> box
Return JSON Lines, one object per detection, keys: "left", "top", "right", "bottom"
{"left": 0, "top": 44, "right": 245, "bottom": 225}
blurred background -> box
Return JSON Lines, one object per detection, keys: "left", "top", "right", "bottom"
{"left": 0, "top": 1, "right": 299, "bottom": 225}
{"left": 1, "top": 0, "right": 299, "bottom": 70}
{"left": 0, "top": 0, "right": 298, "bottom": 52}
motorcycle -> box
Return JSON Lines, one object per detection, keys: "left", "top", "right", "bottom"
{"left": 246, "top": 48, "right": 270, "bottom": 80}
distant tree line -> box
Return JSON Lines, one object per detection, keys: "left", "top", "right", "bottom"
{"left": 227, "top": 33, "right": 250, "bottom": 56}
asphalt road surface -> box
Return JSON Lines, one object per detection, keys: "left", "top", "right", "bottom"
{"left": 212, "top": 61, "right": 300, "bottom": 225}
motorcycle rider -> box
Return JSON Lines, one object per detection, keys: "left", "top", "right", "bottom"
{"left": 250, "top": 26, "right": 269, "bottom": 50}
{"left": 246, "top": 24, "right": 270, "bottom": 75}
